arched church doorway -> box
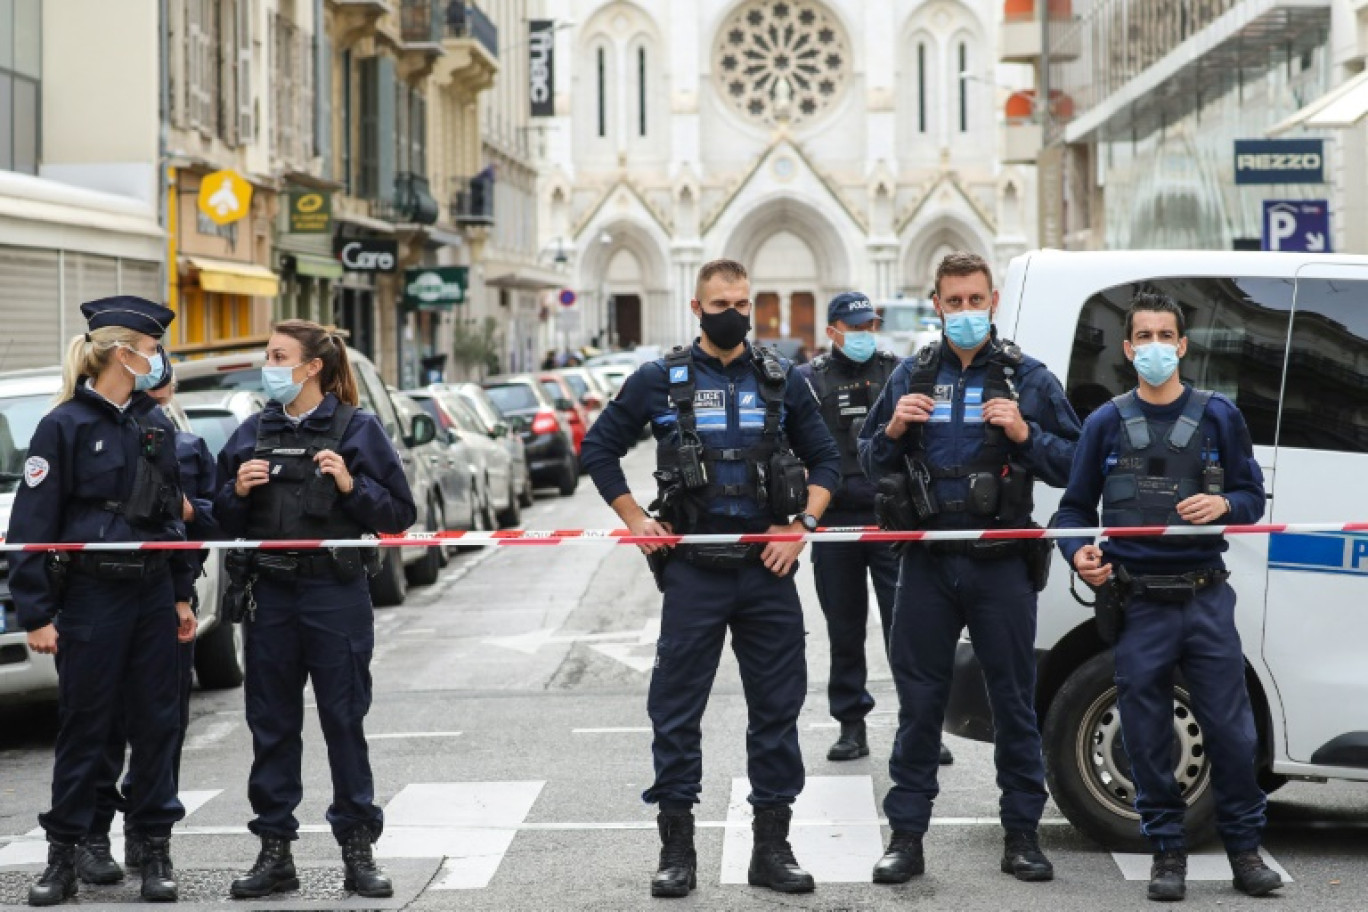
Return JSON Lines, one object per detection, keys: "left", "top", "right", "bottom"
{"left": 750, "top": 230, "right": 821, "bottom": 355}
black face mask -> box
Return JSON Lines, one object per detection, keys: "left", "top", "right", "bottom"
{"left": 699, "top": 308, "right": 751, "bottom": 350}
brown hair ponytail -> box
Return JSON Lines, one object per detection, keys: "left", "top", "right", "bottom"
{"left": 271, "top": 319, "right": 361, "bottom": 407}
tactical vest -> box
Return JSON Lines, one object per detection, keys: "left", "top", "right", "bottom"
{"left": 78, "top": 405, "right": 181, "bottom": 529}
{"left": 1101, "top": 389, "right": 1218, "bottom": 528}
{"left": 654, "top": 345, "right": 801, "bottom": 528}
{"left": 808, "top": 351, "right": 898, "bottom": 484}
{"left": 245, "top": 404, "right": 368, "bottom": 540}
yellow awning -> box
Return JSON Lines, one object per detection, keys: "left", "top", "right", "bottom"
{"left": 185, "top": 256, "right": 280, "bottom": 297}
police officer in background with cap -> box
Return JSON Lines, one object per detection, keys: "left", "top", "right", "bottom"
{"left": 580, "top": 259, "right": 841, "bottom": 899}
{"left": 1055, "top": 292, "right": 1282, "bottom": 902}
{"left": 8, "top": 297, "right": 196, "bottom": 905}
{"left": 858, "top": 252, "right": 1081, "bottom": 887}
{"left": 797, "top": 292, "right": 953, "bottom": 766}
{"left": 76, "top": 364, "right": 219, "bottom": 888}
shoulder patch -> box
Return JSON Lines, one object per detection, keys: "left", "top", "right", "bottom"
{"left": 24, "top": 456, "right": 50, "bottom": 488}
{"left": 668, "top": 365, "right": 689, "bottom": 383}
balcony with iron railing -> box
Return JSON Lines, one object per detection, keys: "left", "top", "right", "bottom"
{"left": 434, "top": 1, "right": 499, "bottom": 92}
{"left": 450, "top": 173, "right": 494, "bottom": 226}
{"left": 398, "top": 0, "right": 446, "bottom": 78}
{"left": 445, "top": 2, "right": 498, "bottom": 59}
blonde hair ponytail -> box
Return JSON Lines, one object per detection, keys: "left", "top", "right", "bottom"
{"left": 56, "top": 326, "right": 141, "bottom": 404}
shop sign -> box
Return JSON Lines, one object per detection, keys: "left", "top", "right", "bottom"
{"left": 1235, "top": 139, "right": 1325, "bottom": 185}
{"left": 529, "top": 20, "right": 556, "bottom": 117}
{"left": 404, "top": 266, "right": 469, "bottom": 309}
{"left": 288, "top": 191, "right": 333, "bottom": 233}
{"left": 334, "top": 237, "right": 398, "bottom": 273}
{"left": 198, "top": 169, "right": 253, "bottom": 225}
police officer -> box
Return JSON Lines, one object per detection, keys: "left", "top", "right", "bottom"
{"left": 9, "top": 298, "right": 196, "bottom": 905}
{"left": 797, "top": 293, "right": 953, "bottom": 766}
{"left": 77, "top": 365, "right": 219, "bottom": 886}
{"left": 580, "top": 259, "right": 841, "bottom": 898}
{"left": 1055, "top": 292, "right": 1282, "bottom": 902}
{"left": 858, "top": 252, "right": 1080, "bottom": 885}
{"left": 214, "top": 320, "right": 417, "bottom": 900}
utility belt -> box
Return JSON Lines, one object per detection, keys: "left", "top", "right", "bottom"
{"left": 247, "top": 547, "right": 377, "bottom": 583}
{"left": 677, "top": 543, "right": 763, "bottom": 570}
{"left": 1074, "top": 566, "right": 1230, "bottom": 646}
{"left": 655, "top": 445, "right": 807, "bottom": 533}
{"left": 59, "top": 551, "right": 170, "bottom": 581}
{"left": 875, "top": 457, "right": 1033, "bottom": 533}
{"left": 1130, "top": 568, "right": 1229, "bottom": 602}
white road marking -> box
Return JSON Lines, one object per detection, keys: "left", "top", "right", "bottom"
{"left": 0, "top": 791, "right": 222, "bottom": 866}
{"left": 399, "top": 628, "right": 438, "bottom": 636}
{"left": 589, "top": 618, "right": 660, "bottom": 672}
{"left": 1112, "top": 848, "right": 1292, "bottom": 882}
{"left": 376, "top": 781, "right": 545, "bottom": 890}
{"left": 720, "top": 776, "right": 885, "bottom": 884}
{"left": 184, "top": 719, "right": 239, "bottom": 751}
{"left": 369, "top": 731, "right": 464, "bottom": 740}
{"left": 571, "top": 727, "right": 652, "bottom": 734}
{"left": 483, "top": 618, "right": 658, "bottom": 656}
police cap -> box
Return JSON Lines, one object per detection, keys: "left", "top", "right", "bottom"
{"left": 80, "top": 296, "right": 175, "bottom": 340}
{"left": 827, "top": 291, "right": 877, "bottom": 327}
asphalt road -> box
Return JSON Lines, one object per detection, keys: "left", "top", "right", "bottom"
{"left": 2, "top": 444, "right": 1368, "bottom": 910}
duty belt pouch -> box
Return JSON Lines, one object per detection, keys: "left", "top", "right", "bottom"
{"left": 302, "top": 470, "right": 340, "bottom": 518}
{"left": 330, "top": 547, "right": 364, "bottom": 582}
{"left": 1026, "top": 537, "right": 1053, "bottom": 592}
{"left": 1136, "top": 576, "right": 1198, "bottom": 603}
{"left": 1092, "top": 566, "right": 1133, "bottom": 646}
{"left": 767, "top": 450, "right": 808, "bottom": 516}
{"left": 645, "top": 548, "right": 670, "bottom": 592}
{"left": 124, "top": 455, "right": 176, "bottom": 527}
{"left": 221, "top": 548, "right": 257, "bottom": 623}
{"left": 684, "top": 543, "right": 760, "bottom": 570}
{"left": 362, "top": 540, "right": 384, "bottom": 577}
{"left": 967, "top": 472, "right": 1002, "bottom": 517}
{"left": 45, "top": 552, "right": 70, "bottom": 604}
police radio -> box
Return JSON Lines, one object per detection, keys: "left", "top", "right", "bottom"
{"left": 676, "top": 431, "right": 709, "bottom": 490}
{"left": 1201, "top": 438, "right": 1224, "bottom": 496}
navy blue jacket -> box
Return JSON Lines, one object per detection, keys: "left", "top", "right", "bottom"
{"left": 795, "top": 347, "right": 895, "bottom": 519}
{"left": 172, "top": 428, "right": 217, "bottom": 578}
{"left": 213, "top": 394, "right": 417, "bottom": 537}
{"left": 1055, "top": 384, "right": 1266, "bottom": 574}
{"left": 858, "top": 336, "right": 1081, "bottom": 528}
{"left": 581, "top": 341, "right": 841, "bottom": 529}
{"left": 9, "top": 385, "right": 196, "bottom": 631}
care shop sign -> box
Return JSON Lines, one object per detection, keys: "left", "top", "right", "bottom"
{"left": 334, "top": 237, "right": 398, "bottom": 273}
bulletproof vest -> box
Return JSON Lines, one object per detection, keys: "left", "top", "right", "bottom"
{"left": 1101, "top": 389, "right": 1217, "bottom": 528}
{"left": 85, "top": 411, "right": 181, "bottom": 529}
{"left": 654, "top": 345, "right": 797, "bottom": 527}
{"left": 245, "top": 404, "right": 368, "bottom": 540}
{"left": 808, "top": 351, "right": 898, "bottom": 483}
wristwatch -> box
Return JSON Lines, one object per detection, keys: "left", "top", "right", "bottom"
{"left": 796, "top": 512, "right": 819, "bottom": 532}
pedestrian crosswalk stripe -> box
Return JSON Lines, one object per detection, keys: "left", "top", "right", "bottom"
{"left": 719, "top": 776, "right": 885, "bottom": 884}
{"left": 0, "top": 790, "right": 222, "bottom": 866}
{"left": 1111, "top": 849, "right": 1292, "bottom": 882}
{"left": 375, "top": 781, "right": 545, "bottom": 890}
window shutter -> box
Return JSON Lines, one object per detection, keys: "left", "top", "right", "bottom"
{"left": 300, "top": 27, "right": 314, "bottom": 164}
{"left": 315, "top": 28, "right": 331, "bottom": 169}
{"left": 376, "top": 54, "right": 396, "bottom": 201}
{"left": 186, "top": 0, "right": 203, "bottom": 131}
{"left": 237, "top": 0, "right": 253, "bottom": 144}
{"left": 221, "top": 0, "right": 238, "bottom": 144}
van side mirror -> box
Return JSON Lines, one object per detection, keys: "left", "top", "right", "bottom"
{"left": 406, "top": 413, "right": 438, "bottom": 448}
{"left": 554, "top": 397, "right": 576, "bottom": 413}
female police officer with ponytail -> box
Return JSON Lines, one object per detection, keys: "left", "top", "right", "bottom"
{"left": 212, "top": 320, "right": 416, "bottom": 900}
{"left": 8, "top": 297, "right": 196, "bottom": 906}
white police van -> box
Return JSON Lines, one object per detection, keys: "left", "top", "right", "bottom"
{"left": 944, "top": 249, "right": 1368, "bottom": 850}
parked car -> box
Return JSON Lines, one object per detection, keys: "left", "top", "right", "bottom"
{"left": 176, "top": 389, "right": 268, "bottom": 457}
{"left": 536, "top": 372, "right": 591, "bottom": 457}
{"left": 445, "top": 382, "right": 534, "bottom": 510}
{"left": 554, "top": 367, "right": 610, "bottom": 426}
{"left": 946, "top": 248, "right": 1368, "bottom": 851}
{"left": 175, "top": 351, "right": 439, "bottom": 607}
{"left": 407, "top": 389, "right": 521, "bottom": 528}
{"left": 483, "top": 375, "right": 578, "bottom": 496}
{"left": 0, "top": 367, "right": 240, "bottom": 705}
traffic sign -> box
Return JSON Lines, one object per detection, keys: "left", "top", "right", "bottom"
{"left": 198, "top": 170, "right": 253, "bottom": 226}
{"left": 558, "top": 289, "right": 577, "bottom": 307}
{"left": 1262, "top": 200, "right": 1330, "bottom": 252}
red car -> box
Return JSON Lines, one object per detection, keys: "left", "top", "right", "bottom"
{"left": 537, "top": 372, "right": 590, "bottom": 456}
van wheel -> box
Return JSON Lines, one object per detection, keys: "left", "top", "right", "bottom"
{"left": 370, "top": 548, "right": 407, "bottom": 607}
{"left": 1043, "top": 651, "right": 1217, "bottom": 852}
{"left": 497, "top": 479, "right": 521, "bottom": 528}
{"left": 406, "top": 503, "right": 442, "bottom": 587}
{"left": 194, "top": 619, "right": 244, "bottom": 690}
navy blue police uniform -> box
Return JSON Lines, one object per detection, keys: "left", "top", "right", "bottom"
{"left": 580, "top": 341, "right": 840, "bottom": 813}
{"left": 214, "top": 393, "right": 416, "bottom": 846}
{"left": 795, "top": 294, "right": 901, "bottom": 750}
{"left": 858, "top": 334, "right": 1080, "bottom": 844}
{"left": 1055, "top": 385, "right": 1268, "bottom": 855}
{"left": 7, "top": 300, "right": 193, "bottom": 863}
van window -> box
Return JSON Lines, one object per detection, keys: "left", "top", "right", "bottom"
{"left": 355, "top": 360, "right": 400, "bottom": 439}
{"left": 1065, "top": 277, "right": 1293, "bottom": 446}
{"left": 1280, "top": 278, "right": 1368, "bottom": 453}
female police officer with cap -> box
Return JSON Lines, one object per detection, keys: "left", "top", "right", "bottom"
{"left": 213, "top": 319, "right": 416, "bottom": 900}
{"left": 8, "top": 297, "right": 197, "bottom": 906}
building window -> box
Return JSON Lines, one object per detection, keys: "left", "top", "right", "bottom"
{"left": 637, "top": 47, "right": 647, "bottom": 137}
{"left": 958, "top": 42, "right": 967, "bottom": 133}
{"left": 0, "top": 0, "right": 39, "bottom": 174}
{"left": 596, "top": 46, "right": 606, "bottom": 137}
{"left": 916, "top": 43, "right": 926, "bottom": 134}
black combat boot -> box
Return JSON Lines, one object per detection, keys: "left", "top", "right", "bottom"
{"left": 747, "top": 806, "right": 814, "bottom": 894}
{"left": 827, "top": 720, "right": 869, "bottom": 761}
{"left": 139, "top": 836, "right": 177, "bottom": 902}
{"left": 75, "top": 833, "right": 124, "bottom": 885}
{"left": 650, "top": 811, "right": 696, "bottom": 898}
{"left": 28, "top": 841, "right": 78, "bottom": 907}
{"left": 230, "top": 836, "right": 298, "bottom": 899}
{"left": 124, "top": 829, "right": 146, "bottom": 871}
{"left": 939, "top": 742, "right": 955, "bottom": 765}
{"left": 1229, "top": 850, "right": 1283, "bottom": 897}
{"left": 872, "top": 831, "right": 924, "bottom": 883}
{"left": 1148, "top": 849, "right": 1187, "bottom": 902}
{"left": 342, "top": 830, "right": 393, "bottom": 898}
{"left": 1001, "top": 830, "right": 1054, "bottom": 882}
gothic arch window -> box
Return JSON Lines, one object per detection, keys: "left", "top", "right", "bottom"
{"left": 712, "top": 0, "right": 851, "bottom": 127}
{"left": 637, "top": 46, "right": 648, "bottom": 136}
{"left": 957, "top": 42, "right": 968, "bottom": 132}
{"left": 917, "top": 42, "right": 928, "bottom": 133}
{"left": 597, "top": 45, "right": 609, "bottom": 138}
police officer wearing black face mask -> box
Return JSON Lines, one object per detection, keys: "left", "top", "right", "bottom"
{"left": 1056, "top": 293, "right": 1281, "bottom": 902}
{"left": 580, "top": 259, "right": 842, "bottom": 899}
{"left": 859, "top": 253, "right": 1081, "bottom": 886}
{"left": 214, "top": 320, "right": 417, "bottom": 900}
{"left": 797, "top": 293, "right": 954, "bottom": 767}
{"left": 8, "top": 297, "right": 196, "bottom": 906}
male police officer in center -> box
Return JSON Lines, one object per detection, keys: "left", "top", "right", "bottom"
{"left": 858, "top": 252, "right": 1080, "bottom": 885}
{"left": 797, "top": 292, "right": 953, "bottom": 766}
{"left": 580, "top": 258, "right": 841, "bottom": 899}
{"left": 1055, "top": 292, "right": 1282, "bottom": 902}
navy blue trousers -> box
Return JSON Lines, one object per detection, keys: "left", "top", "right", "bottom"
{"left": 245, "top": 576, "right": 382, "bottom": 843}
{"left": 41, "top": 572, "right": 185, "bottom": 843}
{"left": 643, "top": 557, "right": 807, "bottom": 810}
{"left": 884, "top": 548, "right": 1047, "bottom": 834}
{"left": 1114, "top": 580, "right": 1266, "bottom": 853}
{"left": 811, "top": 539, "right": 898, "bottom": 721}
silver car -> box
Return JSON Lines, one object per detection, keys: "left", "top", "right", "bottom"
{"left": 407, "top": 389, "right": 522, "bottom": 528}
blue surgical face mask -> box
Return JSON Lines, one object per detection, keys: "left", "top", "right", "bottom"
{"left": 839, "top": 330, "right": 876, "bottom": 363}
{"left": 1132, "top": 342, "right": 1180, "bottom": 386}
{"left": 122, "top": 345, "right": 166, "bottom": 392}
{"left": 262, "top": 364, "right": 305, "bottom": 405}
{"left": 943, "top": 311, "right": 992, "bottom": 349}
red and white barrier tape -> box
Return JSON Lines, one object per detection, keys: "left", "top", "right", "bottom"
{"left": 0, "top": 522, "right": 1363, "bottom": 552}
